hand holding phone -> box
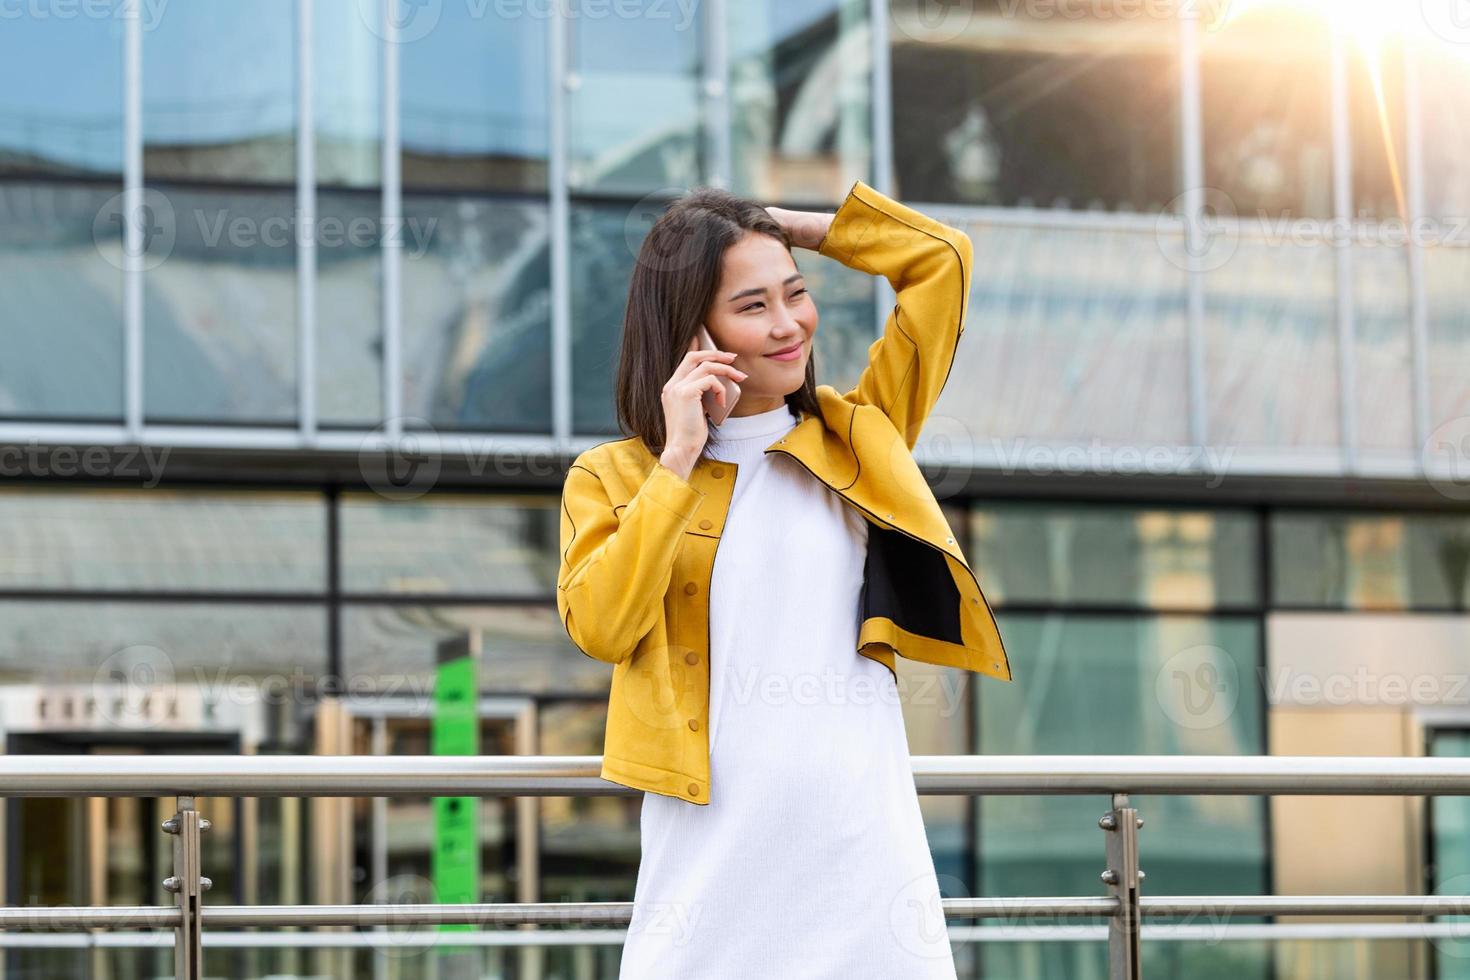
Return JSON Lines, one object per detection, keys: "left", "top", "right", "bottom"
{"left": 695, "top": 325, "right": 741, "bottom": 425}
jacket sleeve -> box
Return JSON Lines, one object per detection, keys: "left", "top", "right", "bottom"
{"left": 816, "top": 178, "right": 974, "bottom": 449}
{"left": 556, "top": 453, "right": 706, "bottom": 665}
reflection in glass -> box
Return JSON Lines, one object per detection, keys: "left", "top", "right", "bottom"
{"left": 318, "top": 0, "right": 382, "bottom": 188}
{"left": 142, "top": 2, "right": 295, "bottom": 183}
{"left": 342, "top": 604, "right": 610, "bottom": 696}
{"left": 142, "top": 185, "right": 298, "bottom": 424}
{"left": 0, "top": 488, "right": 326, "bottom": 592}
{"left": 567, "top": 0, "right": 704, "bottom": 193}
{"left": 401, "top": 2, "right": 548, "bottom": 192}
{"left": 1271, "top": 511, "right": 1470, "bottom": 611}
{"left": 570, "top": 199, "right": 875, "bottom": 434}
{"left": 1353, "top": 245, "right": 1413, "bottom": 453}
{"left": 890, "top": 0, "right": 1177, "bottom": 211}
{"left": 339, "top": 491, "right": 558, "bottom": 596}
{"left": 401, "top": 195, "right": 553, "bottom": 431}
{"left": 0, "top": 12, "right": 122, "bottom": 177}
{"left": 970, "top": 504, "right": 1259, "bottom": 609}
{"left": 1201, "top": 8, "right": 1331, "bottom": 219}
{"left": 1419, "top": 49, "right": 1470, "bottom": 220}
{"left": 0, "top": 182, "right": 124, "bottom": 420}
{"left": 1426, "top": 246, "right": 1470, "bottom": 435}
{"left": 1348, "top": 40, "right": 1406, "bottom": 223}
{"left": 1204, "top": 238, "right": 1338, "bottom": 450}
{"left": 976, "top": 612, "right": 1268, "bottom": 979}
{"left": 0, "top": 601, "right": 327, "bottom": 683}
{"left": 317, "top": 190, "right": 383, "bottom": 426}
{"left": 935, "top": 222, "right": 1189, "bottom": 447}
{"left": 729, "top": 0, "right": 870, "bottom": 203}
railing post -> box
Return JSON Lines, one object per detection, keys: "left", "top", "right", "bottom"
{"left": 1099, "top": 792, "right": 1144, "bottom": 980}
{"left": 163, "top": 796, "right": 211, "bottom": 980}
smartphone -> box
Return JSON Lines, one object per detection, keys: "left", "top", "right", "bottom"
{"left": 696, "top": 325, "right": 741, "bottom": 425}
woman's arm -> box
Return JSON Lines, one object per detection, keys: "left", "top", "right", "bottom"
{"left": 556, "top": 453, "right": 706, "bottom": 665}
{"left": 773, "top": 179, "right": 974, "bottom": 449}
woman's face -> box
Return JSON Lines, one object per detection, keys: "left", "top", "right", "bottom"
{"left": 703, "top": 231, "right": 818, "bottom": 412}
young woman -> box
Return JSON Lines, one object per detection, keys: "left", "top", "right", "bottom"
{"left": 558, "top": 178, "right": 1007, "bottom": 978}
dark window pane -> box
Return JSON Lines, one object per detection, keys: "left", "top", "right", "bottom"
{"left": 1271, "top": 511, "right": 1470, "bottom": 611}
{"left": 401, "top": 195, "right": 552, "bottom": 432}
{"left": 339, "top": 491, "right": 558, "bottom": 596}
{"left": 401, "top": 3, "right": 548, "bottom": 192}
{"left": 1201, "top": 8, "right": 1331, "bottom": 219}
{"left": 891, "top": 0, "right": 1178, "bottom": 212}
{"left": 729, "top": 0, "right": 871, "bottom": 202}
{"left": 970, "top": 504, "right": 1259, "bottom": 609}
{"left": 0, "top": 488, "right": 326, "bottom": 593}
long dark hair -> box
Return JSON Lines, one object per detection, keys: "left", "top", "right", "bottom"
{"left": 615, "top": 187, "right": 821, "bottom": 458}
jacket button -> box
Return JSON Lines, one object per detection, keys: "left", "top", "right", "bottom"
{"left": 946, "top": 536, "right": 954, "bottom": 544}
{"left": 688, "top": 782, "right": 700, "bottom": 797}
{"left": 688, "top": 719, "right": 699, "bottom": 731}
{"left": 685, "top": 652, "right": 698, "bottom": 665}
{"left": 684, "top": 582, "right": 698, "bottom": 596}
{"left": 710, "top": 466, "right": 724, "bottom": 478}
{"left": 699, "top": 519, "right": 713, "bottom": 530}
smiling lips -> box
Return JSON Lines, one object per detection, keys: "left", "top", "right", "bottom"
{"left": 765, "top": 341, "right": 803, "bottom": 361}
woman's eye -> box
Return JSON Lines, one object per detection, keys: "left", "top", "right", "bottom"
{"left": 739, "top": 302, "right": 764, "bottom": 313}
{"left": 791, "top": 288, "right": 808, "bottom": 298}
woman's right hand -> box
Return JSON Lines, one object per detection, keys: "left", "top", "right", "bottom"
{"left": 659, "top": 333, "right": 747, "bottom": 479}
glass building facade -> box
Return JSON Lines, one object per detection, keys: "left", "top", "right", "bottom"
{"left": 1, "top": 1, "right": 1468, "bottom": 978}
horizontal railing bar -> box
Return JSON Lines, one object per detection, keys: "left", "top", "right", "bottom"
{"left": 2, "top": 755, "right": 1470, "bottom": 797}
{"left": 7, "top": 895, "right": 1470, "bottom": 932}
{"left": 7, "top": 921, "right": 1470, "bottom": 950}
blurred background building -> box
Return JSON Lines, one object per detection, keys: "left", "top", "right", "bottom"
{"left": 0, "top": 0, "right": 1468, "bottom": 977}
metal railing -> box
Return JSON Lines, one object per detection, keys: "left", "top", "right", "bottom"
{"left": 4, "top": 754, "right": 1470, "bottom": 980}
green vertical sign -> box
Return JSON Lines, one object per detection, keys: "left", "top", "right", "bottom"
{"left": 432, "top": 634, "right": 480, "bottom": 966}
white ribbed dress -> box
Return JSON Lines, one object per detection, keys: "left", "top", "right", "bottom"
{"left": 617, "top": 402, "right": 958, "bottom": 980}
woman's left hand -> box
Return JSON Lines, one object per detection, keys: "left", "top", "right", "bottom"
{"left": 765, "top": 205, "right": 834, "bottom": 251}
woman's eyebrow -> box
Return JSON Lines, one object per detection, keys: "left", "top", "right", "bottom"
{"left": 727, "top": 272, "right": 804, "bottom": 303}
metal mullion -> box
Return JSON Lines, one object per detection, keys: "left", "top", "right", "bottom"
{"left": 1330, "top": 27, "right": 1358, "bottom": 474}
{"left": 1178, "top": 9, "right": 1207, "bottom": 449}
{"left": 381, "top": 0, "right": 403, "bottom": 439}
{"left": 703, "top": 0, "right": 731, "bottom": 188}
{"left": 550, "top": 0, "right": 572, "bottom": 445}
{"left": 298, "top": 0, "right": 318, "bottom": 446}
{"left": 870, "top": 0, "right": 895, "bottom": 340}
{"left": 123, "top": 7, "right": 143, "bottom": 441}
{"left": 1403, "top": 53, "right": 1431, "bottom": 466}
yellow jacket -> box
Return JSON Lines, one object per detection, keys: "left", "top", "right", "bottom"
{"left": 557, "top": 178, "right": 1012, "bottom": 805}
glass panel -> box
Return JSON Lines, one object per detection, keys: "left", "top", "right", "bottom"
{"left": 935, "top": 222, "right": 1189, "bottom": 447}
{"left": 317, "top": 0, "right": 382, "bottom": 188}
{"left": 1426, "top": 246, "right": 1470, "bottom": 440}
{"left": 339, "top": 491, "right": 558, "bottom": 596}
{"left": 342, "top": 604, "right": 609, "bottom": 696}
{"left": 567, "top": 0, "right": 704, "bottom": 193}
{"left": 1271, "top": 511, "right": 1470, "bottom": 611}
{"left": 1348, "top": 39, "right": 1405, "bottom": 223}
{"left": 401, "top": 2, "right": 548, "bottom": 192}
{"left": 0, "top": 11, "right": 123, "bottom": 420}
{"left": 142, "top": 3, "right": 295, "bottom": 183}
{"left": 0, "top": 601, "right": 327, "bottom": 683}
{"left": 318, "top": 189, "right": 384, "bottom": 426}
{"left": 0, "top": 488, "right": 326, "bottom": 592}
{"left": 729, "top": 0, "right": 870, "bottom": 203}
{"left": 1420, "top": 49, "right": 1470, "bottom": 220}
{"left": 976, "top": 612, "right": 1268, "bottom": 978}
{"left": 890, "top": 0, "right": 1178, "bottom": 212}
{"left": 1353, "top": 244, "right": 1413, "bottom": 454}
{"left": 141, "top": 185, "right": 298, "bottom": 424}
{"left": 1204, "top": 236, "right": 1339, "bottom": 451}
{"left": 0, "top": 182, "right": 125, "bottom": 420}
{"left": 1201, "top": 8, "right": 1332, "bottom": 219}
{"left": 970, "top": 504, "right": 1259, "bottom": 609}
{"left": 400, "top": 195, "right": 553, "bottom": 431}
{"left": 570, "top": 198, "right": 876, "bottom": 434}
{"left": 0, "top": 10, "right": 123, "bottom": 178}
